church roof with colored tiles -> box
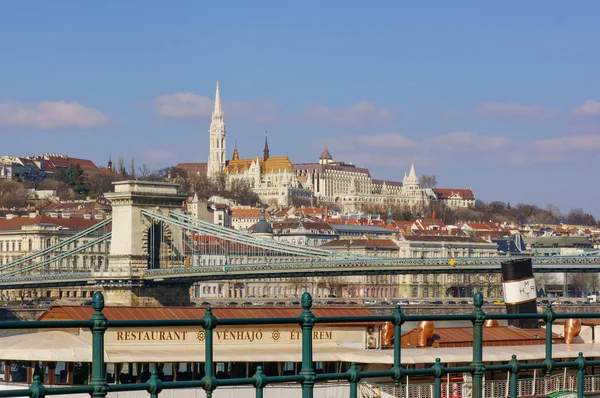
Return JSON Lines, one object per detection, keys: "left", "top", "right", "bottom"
{"left": 224, "top": 156, "right": 294, "bottom": 174}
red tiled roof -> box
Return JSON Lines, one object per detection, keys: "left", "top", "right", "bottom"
{"left": 434, "top": 188, "right": 475, "bottom": 200}
{"left": 231, "top": 209, "right": 269, "bottom": 219}
{"left": 39, "top": 305, "right": 376, "bottom": 322}
{"left": 0, "top": 215, "right": 109, "bottom": 232}
{"left": 175, "top": 162, "right": 207, "bottom": 176}
{"left": 401, "top": 326, "right": 561, "bottom": 348}
{"left": 401, "top": 235, "right": 479, "bottom": 243}
{"left": 321, "top": 239, "right": 399, "bottom": 248}
{"left": 32, "top": 156, "right": 97, "bottom": 173}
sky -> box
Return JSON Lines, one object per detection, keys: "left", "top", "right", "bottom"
{"left": 1, "top": 1, "right": 599, "bottom": 218}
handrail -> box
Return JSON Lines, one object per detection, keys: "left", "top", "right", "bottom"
{"left": 143, "top": 209, "right": 352, "bottom": 259}
{"left": 0, "top": 291, "right": 596, "bottom": 398}
{"left": 168, "top": 210, "right": 356, "bottom": 258}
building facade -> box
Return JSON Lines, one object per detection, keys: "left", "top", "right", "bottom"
{"left": 0, "top": 213, "right": 110, "bottom": 300}
{"left": 294, "top": 149, "right": 437, "bottom": 213}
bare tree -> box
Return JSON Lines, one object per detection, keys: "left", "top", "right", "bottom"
{"left": 118, "top": 156, "right": 126, "bottom": 177}
{"left": 535, "top": 273, "right": 557, "bottom": 297}
{"left": 419, "top": 174, "right": 437, "bottom": 189}
{"left": 189, "top": 174, "right": 215, "bottom": 198}
{"left": 138, "top": 164, "right": 152, "bottom": 179}
{"left": 84, "top": 168, "right": 125, "bottom": 197}
{"left": 0, "top": 179, "right": 29, "bottom": 208}
{"left": 568, "top": 273, "right": 590, "bottom": 297}
{"left": 288, "top": 277, "right": 309, "bottom": 298}
{"left": 129, "top": 157, "right": 136, "bottom": 179}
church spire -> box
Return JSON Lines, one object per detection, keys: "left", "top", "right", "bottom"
{"left": 263, "top": 131, "right": 270, "bottom": 162}
{"left": 207, "top": 81, "right": 227, "bottom": 178}
{"left": 232, "top": 139, "right": 239, "bottom": 161}
{"left": 213, "top": 81, "right": 223, "bottom": 117}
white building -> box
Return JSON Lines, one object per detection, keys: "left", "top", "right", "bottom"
{"left": 251, "top": 218, "right": 339, "bottom": 247}
{"left": 186, "top": 193, "right": 232, "bottom": 228}
{"left": 295, "top": 149, "right": 437, "bottom": 212}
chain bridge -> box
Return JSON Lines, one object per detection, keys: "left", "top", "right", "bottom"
{"left": 0, "top": 181, "right": 598, "bottom": 305}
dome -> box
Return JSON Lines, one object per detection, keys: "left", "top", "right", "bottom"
{"left": 252, "top": 206, "right": 273, "bottom": 235}
{"left": 253, "top": 219, "right": 273, "bottom": 234}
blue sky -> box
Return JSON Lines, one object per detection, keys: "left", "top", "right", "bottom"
{"left": 1, "top": 1, "right": 599, "bottom": 217}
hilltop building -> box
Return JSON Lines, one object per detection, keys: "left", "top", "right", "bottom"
{"left": 177, "top": 82, "right": 475, "bottom": 211}
{"left": 295, "top": 150, "right": 437, "bottom": 213}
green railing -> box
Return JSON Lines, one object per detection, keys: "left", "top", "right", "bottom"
{"left": 0, "top": 291, "right": 598, "bottom": 398}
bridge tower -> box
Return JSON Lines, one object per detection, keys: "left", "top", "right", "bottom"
{"left": 97, "top": 181, "right": 189, "bottom": 306}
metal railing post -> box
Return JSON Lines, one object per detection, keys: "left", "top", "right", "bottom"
{"left": 347, "top": 362, "right": 361, "bottom": 398}
{"left": 252, "top": 365, "right": 268, "bottom": 398}
{"left": 392, "top": 304, "right": 404, "bottom": 385}
{"left": 432, "top": 358, "right": 444, "bottom": 398}
{"left": 146, "top": 371, "right": 163, "bottom": 398}
{"left": 299, "top": 292, "right": 316, "bottom": 398}
{"left": 471, "top": 292, "right": 485, "bottom": 398}
{"left": 89, "top": 292, "right": 108, "bottom": 398}
{"left": 508, "top": 355, "right": 520, "bottom": 398}
{"left": 29, "top": 375, "right": 47, "bottom": 398}
{"left": 544, "top": 304, "right": 555, "bottom": 377}
{"left": 575, "top": 352, "right": 585, "bottom": 398}
{"left": 201, "top": 307, "right": 218, "bottom": 397}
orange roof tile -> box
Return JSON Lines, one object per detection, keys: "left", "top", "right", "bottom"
{"left": 40, "top": 305, "right": 376, "bottom": 323}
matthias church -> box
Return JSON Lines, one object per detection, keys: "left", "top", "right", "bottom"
{"left": 178, "top": 83, "right": 474, "bottom": 211}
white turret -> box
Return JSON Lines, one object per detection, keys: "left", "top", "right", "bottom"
{"left": 207, "top": 82, "right": 226, "bottom": 178}
{"left": 403, "top": 163, "right": 420, "bottom": 189}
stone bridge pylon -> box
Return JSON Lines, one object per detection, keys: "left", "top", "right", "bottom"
{"left": 96, "top": 181, "right": 189, "bottom": 306}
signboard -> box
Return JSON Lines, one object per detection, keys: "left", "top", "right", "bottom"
{"left": 80, "top": 326, "right": 365, "bottom": 346}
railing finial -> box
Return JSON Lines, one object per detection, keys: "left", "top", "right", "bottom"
{"left": 301, "top": 291, "right": 312, "bottom": 309}
{"left": 29, "top": 375, "right": 47, "bottom": 398}
{"left": 474, "top": 291, "right": 483, "bottom": 308}
{"left": 92, "top": 291, "right": 105, "bottom": 312}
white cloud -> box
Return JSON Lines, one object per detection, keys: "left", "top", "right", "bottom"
{"left": 317, "top": 131, "right": 600, "bottom": 168}
{"left": 533, "top": 135, "right": 600, "bottom": 153}
{"left": 475, "top": 102, "right": 557, "bottom": 120}
{"left": 354, "top": 133, "right": 416, "bottom": 149}
{"left": 0, "top": 101, "right": 108, "bottom": 129}
{"left": 303, "top": 101, "right": 397, "bottom": 125}
{"left": 153, "top": 92, "right": 277, "bottom": 122}
{"left": 572, "top": 100, "right": 600, "bottom": 116}
{"left": 154, "top": 93, "right": 214, "bottom": 118}
{"left": 424, "top": 132, "right": 510, "bottom": 154}
{"left": 141, "top": 149, "right": 179, "bottom": 164}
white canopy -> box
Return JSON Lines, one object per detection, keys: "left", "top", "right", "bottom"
{"left": 0, "top": 331, "right": 102, "bottom": 362}
{"left": 0, "top": 331, "right": 598, "bottom": 365}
